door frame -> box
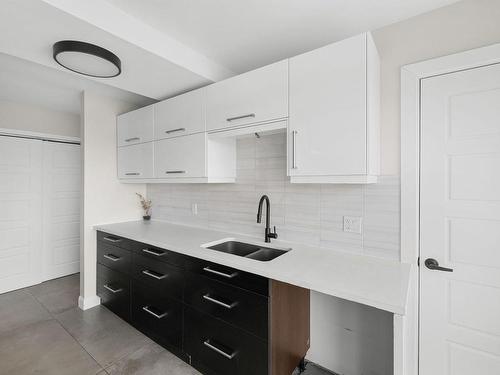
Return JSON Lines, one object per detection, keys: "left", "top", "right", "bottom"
{"left": 400, "top": 42, "right": 500, "bottom": 375}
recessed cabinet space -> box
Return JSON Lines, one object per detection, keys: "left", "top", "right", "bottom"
{"left": 117, "top": 142, "right": 154, "bottom": 179}
{"left": 288, "top": 32, "right": 380, "bottom": 183}
{"left": 205, "top": 60, "right": 288, "bottom": 131}
{"left": 96, "top": 231, "right": 310, "bottom": 375}
{"left": 117, "top": 105, "right": 154, "bottom": 146}
{"left": 154, "top": 88, "right": 205, "bottom": 140}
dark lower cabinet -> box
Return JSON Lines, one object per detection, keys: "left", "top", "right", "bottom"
{"left": 185, "top": 307, "right": 268, "bottom": 375}
{"left": 96, "top": 231, "right": 310, "bottom": 375}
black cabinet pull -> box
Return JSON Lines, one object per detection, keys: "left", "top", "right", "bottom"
{"left": 142, "top": 306, "right": 167, "bottom": 319}
{"left": 203, "top": 339, "right": 236, "bottom": 359}
{"left": 142, "top": 248, "right": 166, "bottom": 257}
{"left": 142, "top": 269, "right": 167, "bottom": 280}
{"left": 425, "top": 258, "right": 453, "bottom": 272}
{"left": 203, "top": 294, "right": 238, "bottom": 309}
{"left": 203, "top": 266, "right": 238, "bottom": 279}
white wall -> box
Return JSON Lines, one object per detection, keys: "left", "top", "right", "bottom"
{"left": 373, "top": 0, "right": 500, "bottom": 175}
{"left": 0, "top": 99, "right": 80, "bottom": 137}
{"left": 79, "top": 91, "right": 146, "bottom": 309}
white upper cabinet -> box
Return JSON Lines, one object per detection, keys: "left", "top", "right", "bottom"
{"left": 117, "top": 105, "right": 154, "bottom": 147}
{"left": 154, "top": 133, "right": 207, "bottom": 179}
{"left": 288, "top": 33, "right": 380, "bottom": 183}
{"left": 205, "top": 60, "right": 288, "bottom": 131}
{"left": 154, "top": 88, "right": 205, "bottom": 140}
{"left": 117, "top": 142, "right": 154, "bottom": 179}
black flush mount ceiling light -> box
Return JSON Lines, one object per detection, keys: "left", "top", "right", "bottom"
{"left": 53, "top": 40, "right": 121, "bottom": 78}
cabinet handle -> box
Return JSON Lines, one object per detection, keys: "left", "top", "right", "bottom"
{"left": 165, "top": 170, "right": 186, "bottom": 174}
{"left": 142, "top": 269, "right": 167, "bottom": 280}
{"left": 226, "top": 113, "right": 255, "bottom": 122}
{"left": 165, "top": 127, "right": 186, "bottom": 134}
{"left": 125, "top": 172, "right": 141, "bottom": 176}
{"left": 292, "top": 130, "right": 298, "bottom": 169}
{"left": 103, "top": 254, "right": 121, "bottom": 262}
{"left": 142, "top": 248, "right": 166, "bottom": 257}
{"left": 103, "top": 236, "right": 122, "bottom": 243}
{"left": 124, "top": 137, "right": 140, "bottom": 142}
{"left": 203, "top": 339, "right": 236, "bottom": 360}
{"left": 142, "top": 306, "right": 167, "bottom": 319}
{"left": 203, "top": 294, "right": 237, "bottom": 309}
{"left": 103, "top": 284, "right": 123, "bottom": 293}
{"left": 203, "top": 266, "right": 238, "bottom": 279}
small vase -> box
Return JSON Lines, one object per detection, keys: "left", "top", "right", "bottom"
{"left": 143, "top": 215, "right": 151, "bottom": 221}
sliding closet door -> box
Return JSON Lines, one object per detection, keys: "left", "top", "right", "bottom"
{"left": 0, "top": 137, "right": 43, "bottom": 293}
{"left": 42, "top": 141, "right": 81, "bottom": 281}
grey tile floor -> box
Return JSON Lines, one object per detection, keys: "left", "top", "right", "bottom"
{"left": 0, "top": 274, "right": 332, "bottom": 375}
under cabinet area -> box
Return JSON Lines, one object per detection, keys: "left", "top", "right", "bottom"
{"left": 96, "top": 231, "right": 310, "bottom": 375}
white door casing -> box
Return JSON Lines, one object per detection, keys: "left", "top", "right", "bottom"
{"left": 0, "top": 137, "right": 43, "bottom": 293}
{"left": 419, "top": 63, "right": 500, "bottom": 374}
{"left": 42, "top": 141, "right": 81, "bottom": 281}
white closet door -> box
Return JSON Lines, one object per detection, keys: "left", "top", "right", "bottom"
{"left": 0, "top": 136, "right": 42, "bottom": 293}
{"left": 42, "top": 141, "right": 81, "bottom": 281}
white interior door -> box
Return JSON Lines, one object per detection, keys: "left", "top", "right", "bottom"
{"left": 0, "top": 136, "right": 42, "bottom": 293}
{"left": 42, "top": 141, "right": 81, "bottom": 281}
{"left": 420, "top": 63, "right": 500, "bottom": 374}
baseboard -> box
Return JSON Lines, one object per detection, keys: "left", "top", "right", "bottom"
{"left": 78, "top": 295, "right": 101, "bottom": 310}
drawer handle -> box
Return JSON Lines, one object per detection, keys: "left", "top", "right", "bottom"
{"left": 142, "top": 306, "right": 167, "bottom": 319}
{"left": 125, "top": 137, "right": 140, "bottom": 142}
{"left": 165, "top": 127, "right": 186, "bottom": 134}
{"left": 103, "top": 236, "right": 122, "bottom": 243}
{"left": 203, "top": 266, "right": 238, "bottom": 279}
{"left": 142, "top": 269, "right": 167, "bottom": 280}
{"left": 203, "top": 339, "right": 236, "bottom": 360}
{"left": 142, "top": 248, "right": 166, "bottom": 257}
{"left": 125, "top": 172, "right": 141, "bottom": 176}
{"left": 103, "top": 284, "right": 123, "bottom": 294}
{"left": 292, "top": 130, "right": 298, "bottom": 169}
{"left": 165, "top": 170, "right": 186, "bottom": 174}
{"left": 203, "top": 294, "right": 237, "bottom": 309}
{"left": 226, "top": 113, "right": 255, "bottom": 122}
{"left": 103, "top": 254, "right": 121, "bottom": 262}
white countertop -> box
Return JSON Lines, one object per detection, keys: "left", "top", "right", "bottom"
{"left": 94, "top": 220, "right": 411, "bottom": 315}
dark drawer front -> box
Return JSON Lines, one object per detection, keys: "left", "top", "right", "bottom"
{"left": 131, "top": 281, "right": 182, "bottom": 350}
{"left": 185, "top": 307, "right": 268, "bottom": 375}
{"left": 97, "top": 231, "right": 134, "bottom": 250}
{"left": 185, "top": 258, "right": 268, "bottom": 297}
{"left": 97, "top": 242, "right": 131, "bottom": 275}
{"left": 97, "top": 264, "right": 130, "bottom": 322}
{"left": 185, "top": 273, "right": 268, "bottom": 340}
{"left": 131, "top": 253, "right": 183, "bottom": 300}
{"left": 130, "top": 242, "right": 186, "bottom": 268}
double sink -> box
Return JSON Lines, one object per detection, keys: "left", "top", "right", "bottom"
{"left": 202, "top": 239, "right": 290, "bottom": 262}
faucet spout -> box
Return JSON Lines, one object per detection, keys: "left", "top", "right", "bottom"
{"left": 257, "top": 195, "right": 277, "bottom": 243}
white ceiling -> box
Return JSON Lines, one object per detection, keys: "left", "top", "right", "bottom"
{"left": 105, "top": 0, "right": 461, "bottom": 73}
{"left": 0, "top": 0, "right": 460, "bottom": 103}
{"left": 0, "top": 53, "right": 153, "bottom": 115}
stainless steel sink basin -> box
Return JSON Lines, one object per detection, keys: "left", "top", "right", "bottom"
{"left": 203, "top": 239, "right": 290, "bottom": 262}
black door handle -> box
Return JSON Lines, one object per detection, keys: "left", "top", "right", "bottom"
{"left": 425, "top": 258, "right": 453, "bottom": 272}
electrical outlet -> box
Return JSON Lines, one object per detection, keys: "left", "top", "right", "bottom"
{"left": 191, "top": 203, "right": 198, "bottom": 215}
{"left": 343, "top": 216, "right": 362, "bottom": 234}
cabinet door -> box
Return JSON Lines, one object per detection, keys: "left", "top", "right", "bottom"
{"left": 206, "top": 60, "right": 288, "bottom": 131}
{"left": 289, "top": 34, "right": 367, "bottom": 176}
{"left": 154, "top": 133, "right": 206, "bottom": 178}
{"left": 117, "top": 105, "right": 154, "bottom": 146}
{"left": 117, "top": 142, "right": 154, "bottom": 179}
{"left": 155, "top": 88, "right": 205, "bottom": 139}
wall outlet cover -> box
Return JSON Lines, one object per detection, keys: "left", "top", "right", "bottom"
{"left": 343, "top": 216, "right": 362, "bottom": 234}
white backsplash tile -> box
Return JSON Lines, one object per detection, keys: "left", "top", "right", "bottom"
{"left": 147, "top": 133, "right": 401, "bottom": 260}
